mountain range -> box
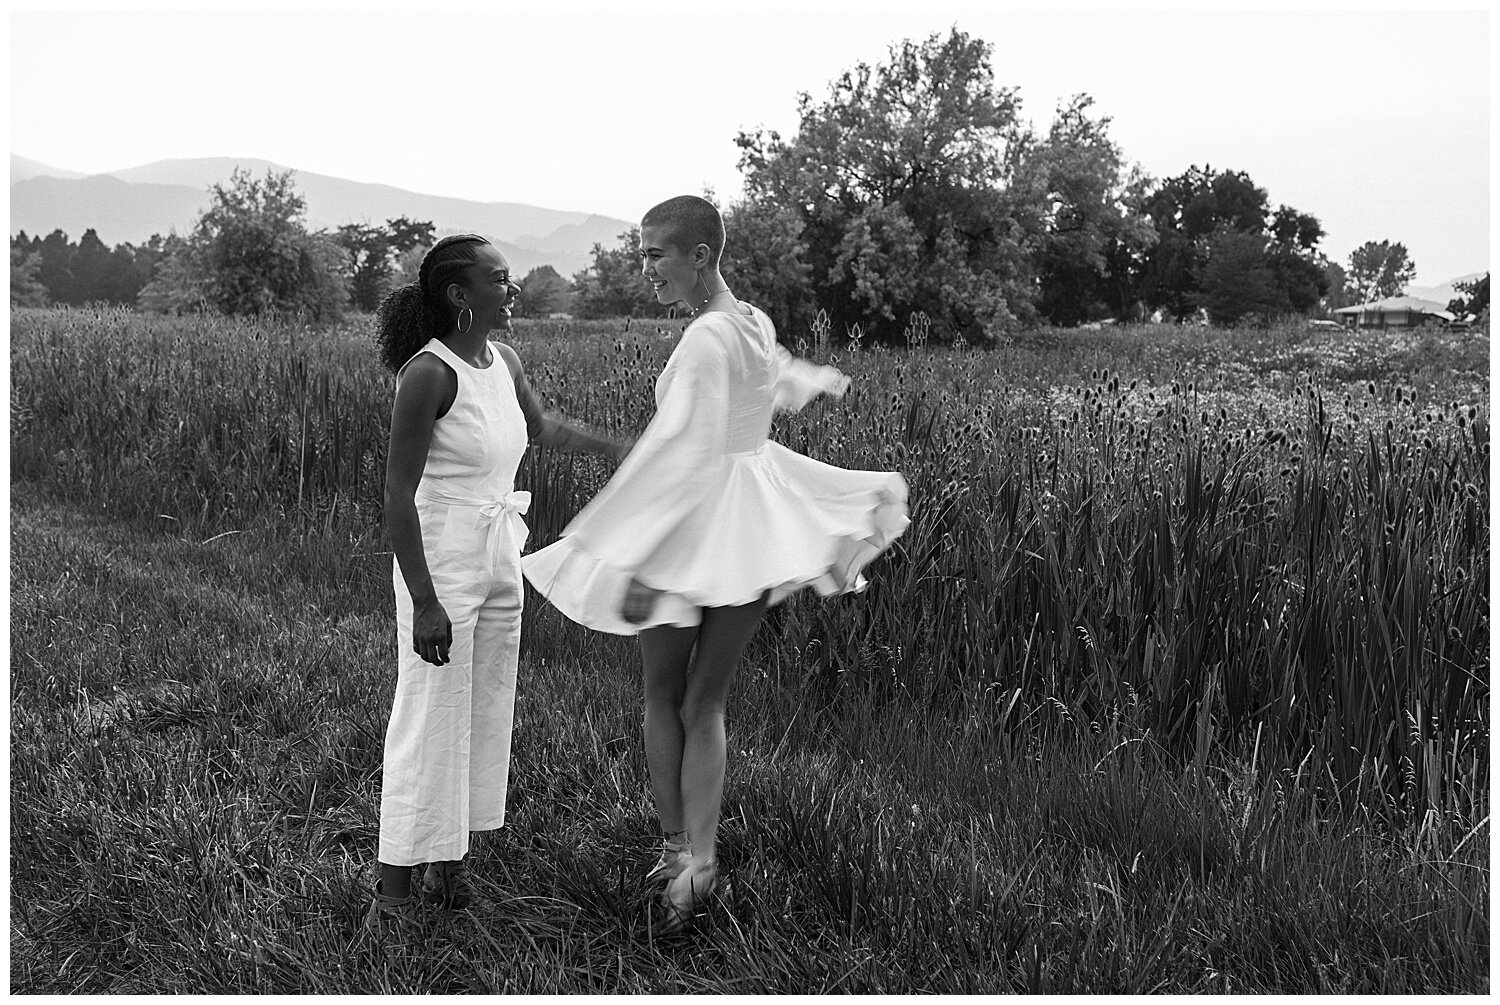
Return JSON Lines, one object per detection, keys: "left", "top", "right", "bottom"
{"left": 1401, "top": 274, "right": 1485, "bottom": 309}
{"left": 9, "top": 155, "right": 633, "bottom": 278}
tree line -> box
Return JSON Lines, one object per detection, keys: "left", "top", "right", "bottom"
{"left": 568, "top": 31, "right": 1480, "bottom": 341}
{"left": 9, "top": 170, "right": 575, "bottom": 322}
{"left": 10, "top": 30, "right": 1486, "bottom": 339}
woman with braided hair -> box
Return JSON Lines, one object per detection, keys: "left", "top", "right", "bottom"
{"left": 365, "top": 234, "right": 628, "bottom": 934}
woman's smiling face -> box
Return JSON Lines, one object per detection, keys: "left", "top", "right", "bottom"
{"left": 638, "top": 224, "right": 700, "bottom": 306}
{"left": 458, "top": 243, "right": 520, "bottom": 330}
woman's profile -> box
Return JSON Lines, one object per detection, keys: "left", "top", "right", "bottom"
{"left": 523, "top": 196, "right": 909, "bottom": 933}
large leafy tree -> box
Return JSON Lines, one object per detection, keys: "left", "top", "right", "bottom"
{"left": 517, "top": 264, "right": 573, "bottom": 317}
{"left": 1140, "top": 167, "right": 1269, "bottom": 318}
{"left": 1141, "top": 166, "right": 1329, "bottom": 321}
{"left": 334, "top": 216, "right": 435, "bottom": 312}
{"left": 137, "top": 234, "right": 211, "bottom": 314}
{"left": 1262, "top": 206, "right": 1330, "bottom": 315}
{"left": 1197, "top": 229, "right": 1288, "bottom": 325}
{"left": 140, "top": 168, "right": 348, "bottom": 320}
{"left": 721, "top": 198, "right": 814, "bottom": 337}
{"left": 1017, "top": 95, "right": 1157, "bottom": 325}
{"left": 1346, "top": 240, "right": 1416, "bottom": 302}
{"left": 734, "top": 29, "right": 1032, "bottom": 343}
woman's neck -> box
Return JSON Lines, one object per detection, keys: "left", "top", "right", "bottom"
{"left": 689, "top": 270, "right": 738, "bottom": 315}
{"left": 443, "top": 328, "right": 492, "bottom": 366}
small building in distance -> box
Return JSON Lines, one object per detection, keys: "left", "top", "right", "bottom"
{"left": 1334, "top": 295, "right": 1456, "bottom": 329}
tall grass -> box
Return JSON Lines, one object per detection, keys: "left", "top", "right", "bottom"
{"left": 9, "top": 481, "right": 1488, "bottom": 992}
{"left": 11, "top": 306, "right": 1486, "bottom": 823}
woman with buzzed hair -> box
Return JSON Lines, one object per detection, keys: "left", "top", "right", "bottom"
{"left": 524, "top": 195, "right": 909, "bottom": 933}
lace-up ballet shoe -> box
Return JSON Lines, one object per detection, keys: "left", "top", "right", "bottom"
{"left": 362, "top": 880, "right": 422, "bottom": 939}
{"left": 645, "top": 832, "right": 691, "bottom": 887}
{"left": 657, "top": 856, "right": 721, "bottom": 935}
{"left": 421, "top": 860, "right": 487, "bottom": 910}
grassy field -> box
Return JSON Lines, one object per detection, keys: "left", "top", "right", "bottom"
{"left": 9, "top": 306, "right": 1490, "bottom": 992}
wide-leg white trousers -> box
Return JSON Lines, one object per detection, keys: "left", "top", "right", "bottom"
{"left": 377, "top": 494, "right": 526, "bottom": 866}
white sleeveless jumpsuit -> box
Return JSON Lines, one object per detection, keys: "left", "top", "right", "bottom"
{"left": 378, "top": 337, "right": 531, "bottom": 867}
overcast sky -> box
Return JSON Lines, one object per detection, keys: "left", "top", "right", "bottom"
{"left": 8, "top": 4, "right": 1490, "bottom": 285}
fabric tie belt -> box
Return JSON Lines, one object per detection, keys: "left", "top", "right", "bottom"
{"left": 416, "top": 485, "right": 532, "bottom": 569}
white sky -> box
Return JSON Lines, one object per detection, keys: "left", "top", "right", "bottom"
{"left": 7, "top": 4, "right": 1492, "bottom": 285}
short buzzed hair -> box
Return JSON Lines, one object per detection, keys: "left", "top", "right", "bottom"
{"left": 641, "top": 195, "right": 726, "bottom": 265}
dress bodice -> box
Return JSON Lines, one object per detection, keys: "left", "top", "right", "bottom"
{"left": 665, "top": 308, "right": 776, "bottom": 454}
{"left": 398, "top": 338, "right": 528, "bottom": 501}
{"left": 655, "top": 306, "right": 839, "bottom": 456}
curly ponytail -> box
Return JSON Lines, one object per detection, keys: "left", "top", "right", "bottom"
{"left": 374, "top": 234, "right": 492, "bottom": 373}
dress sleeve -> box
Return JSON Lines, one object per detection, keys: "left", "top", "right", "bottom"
{"left": 772, "top": 344, "right": 851, "bottom": 412}
{"left": 559, "top": 328, "right": 728, "bottom": 573}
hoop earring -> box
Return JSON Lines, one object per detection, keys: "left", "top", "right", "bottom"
{"left": 457, "top": 307, "right": 473, "bottom": 334}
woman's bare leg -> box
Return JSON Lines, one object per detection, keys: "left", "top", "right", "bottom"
{"left": 640, "top": 624, "right": 698, "bottom": 836}
{"left": 676, "top": 598, "right": 766, "bottom": 863}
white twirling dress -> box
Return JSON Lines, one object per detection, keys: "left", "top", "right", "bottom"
{"left": 521, "top": 303, "right": 908, "bottom": 635}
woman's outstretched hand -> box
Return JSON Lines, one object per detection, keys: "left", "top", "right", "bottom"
{"left": 621, "top": 578, "right": 663, "bottom": 625}
{"left": 412, "top": 597, "right": 453, "bottom": 665}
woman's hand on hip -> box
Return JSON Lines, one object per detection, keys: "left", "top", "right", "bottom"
{"left": 412, "top": 597, "right": 453, "bottom": 665}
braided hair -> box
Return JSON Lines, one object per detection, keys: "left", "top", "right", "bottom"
{"left": 374, "top": 234, "right": 492, "bottom": 373}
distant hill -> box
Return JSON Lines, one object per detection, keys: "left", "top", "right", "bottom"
{"left": 9, "top": 154, "right": 631, "bottom": 277}
{"left": 1406, "top": 273, "right": 1486, "bottom": 307}
{"left": 11, "top": 155, "right": 85, "bottom": 182}
{"left": 13, "top": 174, "right": 209, "bottom": 242}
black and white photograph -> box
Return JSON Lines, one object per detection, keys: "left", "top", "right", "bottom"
{"left": 8, "top": 3, "right": 1489, "bottom": 994}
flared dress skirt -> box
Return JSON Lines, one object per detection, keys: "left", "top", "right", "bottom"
{"left": 521, "top": 304, "right": 909, "bottom": 636}
{"left": 521, "top": 442, "right": 908, "bottom": 635}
